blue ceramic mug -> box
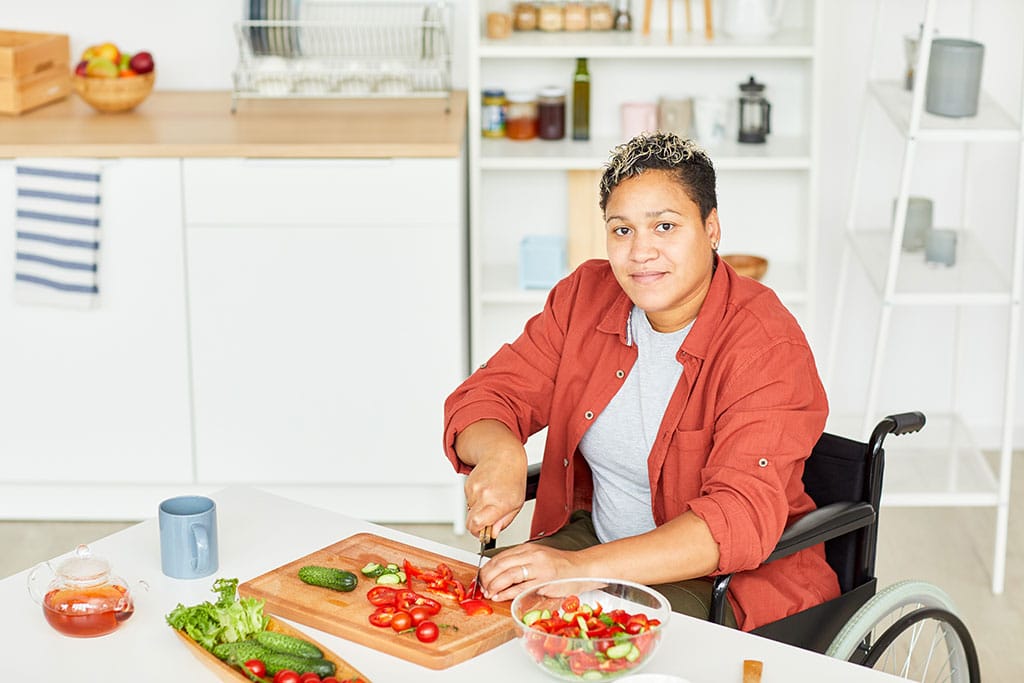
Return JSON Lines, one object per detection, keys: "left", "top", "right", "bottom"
{"left": 159, "top": 495, "right": 219, "bottom": 579}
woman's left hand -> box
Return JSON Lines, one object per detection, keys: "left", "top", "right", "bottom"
{"left": 478, "top": 543, "right": 579, "bottom": 602}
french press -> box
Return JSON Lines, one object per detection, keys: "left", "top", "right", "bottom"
{"left": 738, "top": 76, "right": 771, "bottom": 144}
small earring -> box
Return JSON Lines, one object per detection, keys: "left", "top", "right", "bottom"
{"left": 712, "top": 241, "right": 719, "bottom": 250}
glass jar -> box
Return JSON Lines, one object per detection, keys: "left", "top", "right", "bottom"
{"left": 564, "top": 3, "right": 588, "bottom": 31}
{"left": 538, "top": 2, "right": 565, "bottom": 31}
{"left": 513, "top": 2, "right": 539, "bottom": 31}
{"left": 506, "top": 92, "right": 539, "bottom": 140}
{"left": 481, "top": 88, "right": 507, "bottom": 138}
{"left": 537, "top": 86, "right": 566, "bottom": 140}
{"left": 589, "top": 2, "right": 614, "bottom": 30}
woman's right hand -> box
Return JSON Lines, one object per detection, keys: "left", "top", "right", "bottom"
{"left": 456, "top": 420, "right": 529, "bottom": 539}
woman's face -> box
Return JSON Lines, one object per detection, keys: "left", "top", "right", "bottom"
{"left": 604, "top": 169, "right": 720, "bottom": 333}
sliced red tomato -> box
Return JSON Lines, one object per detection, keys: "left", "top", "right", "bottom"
{"left": 561, "top": 595, "right": 580, "bottom": 613}
{"left": 459, "top": 598, "right": 494, "bottom": 616}
{"left": 568, "top": 650, "right": 601, "bottom": 676}
{"left": 366, "top": 585, "right": 398, "bottom": 606}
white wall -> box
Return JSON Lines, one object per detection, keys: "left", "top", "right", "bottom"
{"left": 4, "top": 0, "right": 1023, "bottom": 444}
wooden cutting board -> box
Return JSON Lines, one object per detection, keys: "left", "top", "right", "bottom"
{"left": 239, "top": 533, "right": 517, "bottom": 670}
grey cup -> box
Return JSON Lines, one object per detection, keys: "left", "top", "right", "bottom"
{"left": 159, "top": 495, "right": 219, "bottom": 579}
{"left": 925, "top": 38, "right": 984, "bottom": 118}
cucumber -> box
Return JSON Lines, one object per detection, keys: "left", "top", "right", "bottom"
{"left": 254, "top": 630, "right": 323, "bottom": 659}
{"left": 375, "top": 572, "right": 402, "bottom": 585}
{"left": 298, "top": 565, "right": 358, "bottom": 592}
{"left": 522, "top": 609, "right": 544, "bottom": 626}
{"left": 360, "top": 562, "right": 385, "bottom": 578}
{"left": 262, "top": 652, "right": 336, "bottom": 678}
{"left": 605, "top": 642, "right": 634, "bottom": 659}
{"left": 211, "top": 640, "right": 273, "bottom": 663}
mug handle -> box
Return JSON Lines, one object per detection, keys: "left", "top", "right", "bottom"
{"left": 191, "top": 523, "right": 209, "bottom": 571}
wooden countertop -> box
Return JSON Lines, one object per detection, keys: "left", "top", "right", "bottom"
{"left": 0, "top": 90, "right": 467, "bottom": 158}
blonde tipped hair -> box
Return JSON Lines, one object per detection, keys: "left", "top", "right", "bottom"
{"left": 599, "top": 132, "right": 717, "bottom": 220}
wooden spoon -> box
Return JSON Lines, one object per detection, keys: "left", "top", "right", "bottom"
{"left": 704, "top": 0, "right": 714, "bottom": 39}
{"left": 643, "top": 0, "right": 654, "bottom": 35}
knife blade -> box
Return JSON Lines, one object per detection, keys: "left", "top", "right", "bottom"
{"left": 472, "top": 524, "right": 493, "bottom": 599}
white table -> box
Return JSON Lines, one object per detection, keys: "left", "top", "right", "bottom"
{"left": 1, "top": 487, "right": 901, "bottom": 682}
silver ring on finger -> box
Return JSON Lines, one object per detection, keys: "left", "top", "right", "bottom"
{"left": 521, "top": 565, "right": 529, "bottom": 581}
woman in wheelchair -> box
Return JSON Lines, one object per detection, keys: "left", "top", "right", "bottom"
{"left": 443, "top": 132, "right": 840, "bottom": 632}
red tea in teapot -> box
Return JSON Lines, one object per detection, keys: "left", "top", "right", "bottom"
{"left": 42, "top": 584, "right": 133, "bottom": 637}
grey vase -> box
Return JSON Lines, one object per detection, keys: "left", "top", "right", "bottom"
{"left": 925, "top": 38, "right": 985, "bottom": 118}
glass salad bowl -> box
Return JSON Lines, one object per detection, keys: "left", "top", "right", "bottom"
{"left": 510, "top": 578, "right": 671, "bottom": 681}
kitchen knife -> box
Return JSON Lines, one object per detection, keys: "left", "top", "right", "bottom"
{"left": 473, "top": 524, "right": 493, "bottom": 599}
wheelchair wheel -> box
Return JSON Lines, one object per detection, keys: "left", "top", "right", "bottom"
{"left": 826, "top": 580, "right": 980, "bottom": 682}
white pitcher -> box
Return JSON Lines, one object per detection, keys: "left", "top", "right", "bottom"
{"left": 721, "top": 0, "right": 786, "bottom": 39}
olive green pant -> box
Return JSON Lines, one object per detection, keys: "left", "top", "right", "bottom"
{"left": 490, "top": 510, "right": 737, "bottom": 628}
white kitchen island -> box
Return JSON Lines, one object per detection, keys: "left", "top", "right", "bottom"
{"left": 0, "top": 487, "right": 904, "bottom": 682}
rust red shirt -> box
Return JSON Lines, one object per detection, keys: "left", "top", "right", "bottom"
{"left": 444, "top": 258, "right": 839, "bottom": 630}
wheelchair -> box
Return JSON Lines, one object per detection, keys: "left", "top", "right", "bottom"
{"left": 514, "top": 412, "right": 981, "bottom": 682}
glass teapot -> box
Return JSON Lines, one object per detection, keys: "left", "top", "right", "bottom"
{"left": 27, "top": 544, "right": 144, "bottom": 637}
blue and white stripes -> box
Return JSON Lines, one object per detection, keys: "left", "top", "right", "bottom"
{"left": 14, "top": 159, "right": 102, "bottom": 308}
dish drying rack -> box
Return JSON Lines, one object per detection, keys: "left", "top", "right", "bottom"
{"left": 231, "top": 1, "right": 453, "bottom": 112}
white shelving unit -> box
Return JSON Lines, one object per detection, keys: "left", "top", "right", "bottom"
{"left": 826, "top": 0, "right": 1024, "bottom": 594}
{"left": 467, "top": 0, "right": 824, "bottom": 371}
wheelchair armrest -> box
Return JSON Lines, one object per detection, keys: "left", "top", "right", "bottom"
{"left": 525, "top": 462, "right": 542, "bottom": 501}
{"left": 710, "top": 501, "right": 875, "bottom": 624}
{"left": 764, "top": 501, "right": 876, "bottom": 564}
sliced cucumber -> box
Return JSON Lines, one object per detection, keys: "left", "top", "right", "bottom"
{"left": 375, "top": 572, "right": 402, "bottom": 585}
{"left": 522, "top": 609, "right": 544, "bottom": 626}
{"left": 605, "top": 642, "right": 633, "bottom": 659}
{"left": 625, "top": 643, "right": 641, "bottom": 662}
{"left": 360, "top": 562, "right": 384, "bottom": 577}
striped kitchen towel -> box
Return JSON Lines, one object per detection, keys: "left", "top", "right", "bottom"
{"left": 13, "top": 159, "right": 102, "bottom": 309}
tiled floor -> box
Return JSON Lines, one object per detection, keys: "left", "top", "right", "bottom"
{"left": 3, "top": 467, "right": 1021, "bottom": 680}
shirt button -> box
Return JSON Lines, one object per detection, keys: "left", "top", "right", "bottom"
{"left": 563, "top": 458, "right": 569, "bottom": 467}
{"left": 538, "top": 530, "right": 546, "bottom": 536}
{"left": 616, "top": 370, "right": 625, "bottom": 379}
{"left": 479, "top": 362, "right": 487, "bottom": 369}
{"left": 758, "top": 458, "right": 769, "bottom": 467}
{"left": 584, "top": 410, "right": 594, "bottom": 420}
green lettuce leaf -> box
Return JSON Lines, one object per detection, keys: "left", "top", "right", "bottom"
{"left": 165, "top": 577, "right": 269, "bottom": 651}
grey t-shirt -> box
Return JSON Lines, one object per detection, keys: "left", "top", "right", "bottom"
{"left": 579, "top": 305, "right": 692, "bottom": 543}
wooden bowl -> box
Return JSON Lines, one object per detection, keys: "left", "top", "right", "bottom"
{"left": 73, "top": 72, "right": 154, "bottom": 112}
{"left": 721, "top": 253, "right": 769, "bottom": 281}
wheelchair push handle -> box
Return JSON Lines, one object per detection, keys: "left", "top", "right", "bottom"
{"left": 870, "top": 411, "right": 926, "bottom": 456}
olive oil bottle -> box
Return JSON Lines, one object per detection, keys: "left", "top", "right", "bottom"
{"left": 572, "top": 57, "right": 590, "bottom": 141}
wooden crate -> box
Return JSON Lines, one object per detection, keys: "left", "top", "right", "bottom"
{"left": 0, "top": 30, "right": 70, "bottom": 114}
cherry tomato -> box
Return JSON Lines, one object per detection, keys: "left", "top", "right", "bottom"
{"left": 299, "top": 674, "right": 321, "bottom": 683}
{"left": 274, "top": 671, "right": 301, "bottom": 683}
{"left": 321, "top": 679, "right": 339, "bottom": 683}
{"left": 391, "top": 610, "right": 413, "bottom": 632}
{"left": 561, "top": 595, "right": 581, "bottom": 613}
{"left": 408, "top": 605, "right": 433, "bottom": 625}
{"left": 243, "top": 659, "right": 266, "bottom": 677}
{"left": 366, "top": 586, "right": 398, "bottom": 606}
{"left": 415, "top": 620, "right": 439, "bottom": 643}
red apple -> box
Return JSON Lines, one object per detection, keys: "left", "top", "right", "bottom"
{"left": 74, "top": 60, "right": 88, "bottom": 77}
{"left": 128, "top": 51, "right": 154, "bottom": 75}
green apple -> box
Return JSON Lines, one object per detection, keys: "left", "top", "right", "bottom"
{"left": 85, "top": 57, "right": 119, "bottom": 78}
{"left": 119, "top": 53, "right": 132, "bottom": 71}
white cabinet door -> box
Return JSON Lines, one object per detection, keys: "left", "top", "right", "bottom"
{"left": 0, "top": 159, "right": 193, "bottom": 485}
{"left": 184, "top": 159, "right": 467, "bottom": 510}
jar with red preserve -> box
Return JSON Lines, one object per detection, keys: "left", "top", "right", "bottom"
{"left": 506, "top": 91, "right": 539, "bottom": 140}
{"left": 537, "top": 86, "right": 566, "bottom": 140}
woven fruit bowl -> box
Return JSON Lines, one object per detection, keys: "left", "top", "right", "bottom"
{"left": 73, "top": 72, "right": 155, "bottom": 112}
{"left": 721, "top": 253, "right": 769, "bottom": 281}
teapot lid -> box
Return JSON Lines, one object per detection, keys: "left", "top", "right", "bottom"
{"left": 55, "top": 544, "right": 110, "bottom": 583}
{"left": 740, "top": 76, "right": 765, "bottom": 93}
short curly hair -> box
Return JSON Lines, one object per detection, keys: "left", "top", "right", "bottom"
{"left": 598, "top": 132, "right": 717, "bottom": 221}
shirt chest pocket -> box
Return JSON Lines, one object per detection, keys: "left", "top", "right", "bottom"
{"left": 658, "top": 425, "right": 715, "bottom": 507}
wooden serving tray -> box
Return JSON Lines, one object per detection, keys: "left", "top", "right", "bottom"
{"left": 239, "top": 533, "right": 516, "bottom": 670}
{"left": 174, "top": 616, "right": 370, "bottom": 682}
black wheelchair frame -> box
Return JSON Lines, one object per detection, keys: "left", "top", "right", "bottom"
{"left": 510, "top": 412, "right": 981, "bottom": 681}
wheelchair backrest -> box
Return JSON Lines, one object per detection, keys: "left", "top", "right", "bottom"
{"left": 802, "top": 430, "right": 881, "bottom": 594}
